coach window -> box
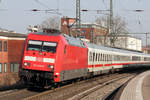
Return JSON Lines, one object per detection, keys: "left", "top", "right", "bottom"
{"left": 92, "top": 53, "right": 94, "bottom": 62}
{"left": 97, "top": 53, "right": 98, "bottom": 61}
{"left": 103, "top": 54, "right": 105, "bottom": 61}
{"left": 97, "top": 53, "right": 99, "bottom": 61}
{"left": 99, "top": 54, "right": 101, "bottom": 61}
{"left": 95, "top": 53, "right": 97, "bottom": 61}
{"left": 96, "top": 53, "right": 98, "bottom": 61}
{"left": 101, "top": 54, "right": 102, "bottom": 61}
{"left": 110, "top": 55, "right": 111, "bottom": 61}
{"left": 99, "top": 53, "right": 100, "bottom": 61}
{"left": 104, "top": 54, "right": 106, "bottom": 61}
{"left": 0, "top": 41, "right": 2, "bottom": 52}
{"left": 4, "top": 41, "right": 7, "bottom": 52}
{"left": 110, "top": 55, "right": 112, "bottom": 61}
{"left": 89, "top": 52, "right": 92, "bottom": 62}
{"left": 106, "top": 54, "right": 108, "bottom": 61}
{"left": 100, "top": 54, "right": 102, "bottom": 61}
{"left": 107, "top": 55, "right": 108, "bottom": 61}
{"left": 4, "top": 63, "right": 7, "bottom": 73}
{"left": 98, "top": 53, "right": 100, "bottom": 61}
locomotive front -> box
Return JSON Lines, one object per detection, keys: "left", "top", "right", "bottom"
{"left": 19, "top": 33, "right": 66, "bottom": 87}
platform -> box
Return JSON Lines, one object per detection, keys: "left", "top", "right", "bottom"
{"left": 120, "top": 70, "right": 150, "bottom": 100}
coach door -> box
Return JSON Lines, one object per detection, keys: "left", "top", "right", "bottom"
{"left": 101, "top": 52, "right": 112, "bottom": 74}
{"left": 88, "top": 49, "right": 94, "bottom": 73}
{"left": 90, "top": 49, "right": 98, "bottom": 75}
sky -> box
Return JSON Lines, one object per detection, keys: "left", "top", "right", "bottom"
{"left": 0, "top": 0, "right": 150, "bottom": 35}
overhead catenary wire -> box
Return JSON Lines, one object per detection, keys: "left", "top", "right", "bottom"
{"left": 33, "top": 0, "right": 61, "bottom": 15}
{"left": 34, "top": 0, "right": 51, "bottom": 9}
{"left": 102, "top": 0, "right": 108, "bottom": 10}
{"left": 57, "top": 0, "right": 59, "bottom": 12}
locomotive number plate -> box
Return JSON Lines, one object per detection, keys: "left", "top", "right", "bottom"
{"left": 36, "top": 57, "right": 43, "bottom": 62}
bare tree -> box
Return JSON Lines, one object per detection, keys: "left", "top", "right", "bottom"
{"left": 39, "top": 16, "right": 60, "bottom": 30}
{"left": 95, "top": 16, "right": 109, "bottom": 45}
{"left": 95, "top": 16, "right": 109, "bottom": 28}
{"left": 95, "top": 15, "right": 128, "bottom": 46}
{"left": 112, "top": 16, "right": 128, "bottom": 46}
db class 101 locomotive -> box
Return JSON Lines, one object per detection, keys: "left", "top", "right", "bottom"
{"left": 19, "top": 32, "right": 150, "bottom": 87}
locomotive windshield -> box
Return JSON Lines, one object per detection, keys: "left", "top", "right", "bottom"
{"left": 42, "top": 42, "right": 57, "bottom": 53}
{"left": 27, "top": 40, "right": 42, "bottom": 51}
{"left": 27, "top": 40, "right": 57, "bottom": 53}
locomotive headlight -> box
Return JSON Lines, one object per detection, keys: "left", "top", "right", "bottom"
{"left": 24, "top": 62, "right": 30, "bottom": 66}
{"left": 48, "top": 65, "right": 54, "bottom": 69}
{"left": 24, "top": 62, "right": 28, "bottom": 66}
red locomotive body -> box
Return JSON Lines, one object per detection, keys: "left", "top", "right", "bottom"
{"left": 19, "top": 32, "right": 88, "bottom": 86}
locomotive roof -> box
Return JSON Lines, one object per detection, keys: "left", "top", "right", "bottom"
{"left": 63, "top": 34, "right": 86, "bottom": 48}
{"left": 86, "top": 43, "right": 150, "bottom": 56}
{"left": 32, "top": 32, "right": 86, "bottom": 48}
{"left": 33, "top": 32, "right": 61, "bottom": 36}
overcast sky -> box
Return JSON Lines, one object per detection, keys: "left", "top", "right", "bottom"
{"left": 0, "top": 0, "right": 150, "bottom": 34}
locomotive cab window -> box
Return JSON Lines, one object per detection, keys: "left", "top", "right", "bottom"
{"left": 43, "top": 42, "right": 57, "bottom": 53}
{"left": 27, "top": 40, "right": 57, "bottom": 53}
{"left": 27, "top": 40, "right": 42, "bottom": 51}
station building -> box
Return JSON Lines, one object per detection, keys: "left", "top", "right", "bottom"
{"left": 142, "top": 46, "right": 150, "bottom": 54}
{"left": 61, "top": 17, "right": 108, "bottom": 43}
{"left": 96, "top": 35, "right": 142, "bottom": 51}
{"left": 0, "top": 32, "right": 26, "bottom": 86}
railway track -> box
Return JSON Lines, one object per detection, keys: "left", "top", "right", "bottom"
{"left": 23, "top": 69, "right": 144, "bottom": 100}
{"left": 68, "top": 74, "right": 134, "bottom": 100}
{"left": 0, "top": 88, "right": 45, "bottom": 100}
{"left": 0, "top": 69, "right": 146, "bottom": 100}
{"left": 102, "top": 78, "right": 130, "bottom": 100}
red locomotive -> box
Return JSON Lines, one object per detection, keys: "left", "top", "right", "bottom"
{"left": 19, "top": 31, "right": 150, "bottom": 87}
{"left": 19, "top": 32, "right": 88, "bottom": 87}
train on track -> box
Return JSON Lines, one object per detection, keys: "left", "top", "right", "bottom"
{"left": 19, "top": 31, "right": 150, "bottom": 87}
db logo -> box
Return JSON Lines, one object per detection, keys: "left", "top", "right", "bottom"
{"left": 36, "top": 57, "right": 43, "bottom": 62}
